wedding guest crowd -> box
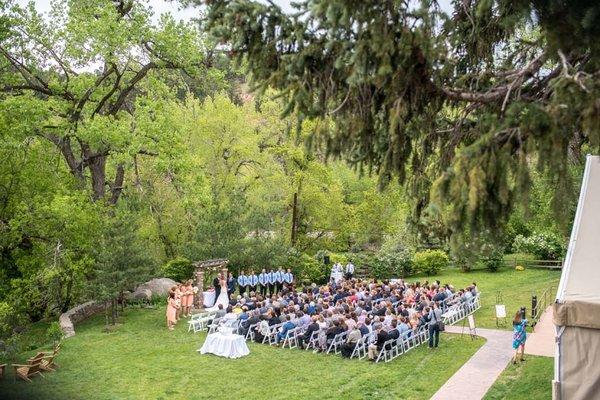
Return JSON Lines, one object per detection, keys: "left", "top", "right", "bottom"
{"left": 217, "top": 276, "right": 479, "bottom": 360}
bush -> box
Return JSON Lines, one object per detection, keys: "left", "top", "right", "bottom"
{"left": 161, "top": 257, "right": 194, "bottom": 282}
{"left": 481, "top": 249, "right": 504, "bottom": 272}
{"left": 413, "top": 249, "right": 449, "bottom": 275}
{"left": 371, "top": 248, "right": 414, "bottom": 279}
{"left": 46, "top": 321, "right": 63, "bottom": 346}
{"left": 512, "top": 232, "right": 566, "bottom": 260}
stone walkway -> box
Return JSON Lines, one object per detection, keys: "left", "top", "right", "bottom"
{"left": 525, "top": 306, "right": 555, "bottom": 357}
{"left": 430, "top": 325, "right": 514, "bottom": 400}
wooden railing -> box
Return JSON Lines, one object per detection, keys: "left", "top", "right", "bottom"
{"left": 504, "top": 258, "right": 563, "bottom": 269}
{"left": 531, "top": 284, "right": 556, "bottom": 326}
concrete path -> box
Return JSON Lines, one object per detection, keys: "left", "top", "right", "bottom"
{"left": 430, "top": 325, "right": 514, "bottom": 400}
{"left": 525, "top": 306, "right": 555, "bottom": 357}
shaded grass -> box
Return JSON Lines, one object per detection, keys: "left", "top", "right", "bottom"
{"left": 0, "top": 307, "right": 483, "bottom": 400}
{"left": 483, "top": 356, "right": 553, "bottom": 400}
{"left": 414, "top": 267, "right": 561, "bottom": 330}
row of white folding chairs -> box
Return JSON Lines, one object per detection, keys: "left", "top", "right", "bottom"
{"left": 375, "top": 327, "right": 427, "bottom": 363}
{"left": 187, "top": 311, "right": 217, "bottom": 333}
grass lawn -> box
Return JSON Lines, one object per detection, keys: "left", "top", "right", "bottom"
{"left": 0, "top": 307, "right": 483, "bottom": 400}
{"left": 483, "top": 356, "right": 553, "bottom": 400}
{"left": 414, "top": 266, "right": 561, "bottom": 330}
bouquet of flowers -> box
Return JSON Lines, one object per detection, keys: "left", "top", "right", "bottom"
{"left": 193, "top": 286, "right": 199, "bottom": 294}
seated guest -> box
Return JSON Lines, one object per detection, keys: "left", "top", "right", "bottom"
{"left": 253, "top": 315, "right": 270, "bottom": 343}
{"left": 326, "top": 320, "right": 344, "bottom": 342}
{"left": 340, "top": 325, "right": 362, "bottom": 358}
{"left": 240, "top": 310, "right": 260, "bottom": 337}
{"left": 367, "top": 323, "right": 388, "bottom": 361}
{"left": 398, "top": 317, "right": 411, "bottom": 336}
{"left": 277, "top": 315, "right": 296, "bottom": 344}
{"left": 358, "top": 321, "right": 369, "bottom": 336}
{"left": 387, "top": 320, "right": 400, "bottom": 340}
{"left": 299, "top": 316, "right": 320, "bottom": 348}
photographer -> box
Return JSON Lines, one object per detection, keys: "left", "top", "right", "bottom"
{"left": 512, "top": 308, "right": 528, "bottom": 364}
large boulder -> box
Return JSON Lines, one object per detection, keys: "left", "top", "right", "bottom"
{"left": 127, "top": 288, "right": 152, "bottom": 302}
{"left": 136, "top": 278, "right": 177, "bottom": 297}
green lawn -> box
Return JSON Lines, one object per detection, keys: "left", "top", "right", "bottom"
{"left": 414, "top": 266, "right": 561, "bottom": 330}
{"left": 483, "top": 356, "right": 553, "bottom": 400}
{"left": 0, "top": 307, "right": 483, "bottom": 400}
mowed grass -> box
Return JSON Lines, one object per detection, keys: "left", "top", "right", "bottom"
{"left": 414, "top": 267, "right": 561, "bottom": 330}
{"left": 0, "top": 307, "right": 483, "bottom": 400}
{"left": 483, "top": 356, "right": 553, "bottom": 400}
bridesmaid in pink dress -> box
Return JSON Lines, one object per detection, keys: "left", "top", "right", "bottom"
{"left": 166, "top": 292, "right": 178, "bottom": 331}
{"left": 175, "top": 285, "right": 183, "bottom": 321}
{"left": 181, "top": 280, "right": 192, "bottom": 317}
{"left": 186, "top": 280, "right": 195, "bottom": 316}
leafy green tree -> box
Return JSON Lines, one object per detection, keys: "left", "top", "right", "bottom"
{"left": 0, "top": 0, "right": 207, "bottom": 203}
{"left": 203, "top": 0, "right": 599, "bottom": 243}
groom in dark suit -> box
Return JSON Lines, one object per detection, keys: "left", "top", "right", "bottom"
{"left": 212, "top": 273, "right": 221, "bottom": 306}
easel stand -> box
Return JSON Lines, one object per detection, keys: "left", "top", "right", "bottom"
{"left": 461, "top": 315, "right": 478, "bottom": 340}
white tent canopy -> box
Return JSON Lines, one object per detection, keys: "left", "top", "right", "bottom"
{"left": 553, "top": 155, "right": 600, "bottom": 399}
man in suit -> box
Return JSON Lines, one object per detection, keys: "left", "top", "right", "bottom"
{"left": 213, "top": 273, "right": 221, "bottom": 304}
{"left": 368, "top": 323, "right": 388, "bottom": 361}
{"left": 274, "top": 268, "right": 283, "bottom": 295}
{"left": 227, "top": 272, "right": 236, "bottom": 297}
{"left": 238, "top": 270, "right": 247, "bottom": 296}
{"left": 248, "top": 270, "right": 258, "bottom": 294}
{"left": 267, "top": 269, "right": 275, "bottom": 297}
{"left": 258, "top": 268, "right": 267, "bottom": 297}
{"left": 284, "top": 268, "right": 294, "bottom": 290}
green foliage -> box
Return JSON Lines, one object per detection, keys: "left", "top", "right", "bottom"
{"left": 161, "top": 258, "right": 194, "bottom": 282}
{"left": 413, "top": 250, "right": 449, "bottom": 275}
{"left": 0, "top": 302, "right": 16, "bottom": 338}
{"left": 205, "top": 0, "right": 595, "bottom": 247}
{"left": 293, "top": 252, "right": 325, "bottom": 284}
{"left": 512, "top": 232, "right": 566, "bottom": 260}
{"left": 372, "top": 248, "right": 414, "bottom": 279}
{"left": 45, "top": 321, "right": 63, "bottom": 346}
{"left": 480, "top": 249, "right": 505, "bottom": 272}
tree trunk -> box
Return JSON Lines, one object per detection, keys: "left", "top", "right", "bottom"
{"left": 109, "top": 163, "right": 125, "bottom": 205}
{"left": 291, "top": 192, "right": 298, "bottom": 246}
{"left": 89, "top": 154, "right": 107, "bottom": 201}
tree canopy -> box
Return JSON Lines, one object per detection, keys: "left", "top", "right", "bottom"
{"left": 202, "top": 0, "right": 599, "bottom": 240}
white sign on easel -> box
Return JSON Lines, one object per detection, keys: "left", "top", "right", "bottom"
{"left": 495, "top": 304, "right": 507, "bottom": 326}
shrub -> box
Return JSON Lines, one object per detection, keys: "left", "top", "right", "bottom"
{"left": 371, "top": 248, "right": 414, "bottom": 279}
{"left": 512, "top": 232, "right": 566, "bottom": 260}
{"left": 481, "top": 249, "right": 504, "bottom": 272}
{"left": 161, "top": 257, "right": 194, "bottom": 282}
{"left": 413, "top": 249, "right": 449, "bottom": 275}
{"left": 46, "top": 321, "right": 63, "bottom": 346}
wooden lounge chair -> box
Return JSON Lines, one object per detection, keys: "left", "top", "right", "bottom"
{"left": 13, "top": 354, "right": 45, "bottom": 382}
{"left": 0, "top": 363, "right": 6, "bottom": 380}
{"left": 38, "top": 344, "right": 61, "bottom": 371}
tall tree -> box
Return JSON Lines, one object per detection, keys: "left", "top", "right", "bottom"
{"left": 0, "top": 0, "right": 207, "bottom": 203}
{"left": 202, "top": 0, "right": 600, "bottom": 241}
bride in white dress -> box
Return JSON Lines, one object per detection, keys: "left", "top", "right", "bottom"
{"left": 206, "top": 274, "right": 229, "bottom": 312}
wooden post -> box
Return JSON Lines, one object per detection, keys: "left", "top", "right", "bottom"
{"left": 195, "top": 267, "right": 204, "bottom": 309}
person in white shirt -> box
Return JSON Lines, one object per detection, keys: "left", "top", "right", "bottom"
{"left": 345, "top": 262, "right": 355, "bottom": 279}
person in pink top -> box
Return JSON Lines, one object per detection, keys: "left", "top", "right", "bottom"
{"left": 166, "top": 292, "right": 178, "bottom": 331}
{"left": 181, "top": 280, "right": 194, "bottom": 317}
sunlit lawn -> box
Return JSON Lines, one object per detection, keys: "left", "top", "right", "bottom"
{"left": 0, "top": 266, "right": 559, "bottom": 399}
{"left": 483, "top": 356, "right": 553, "bottom": 400}
{"left": 415, "top": 266, "right": 561, "bottom": 330}
{"left": 0, "top": 307, "right": 483, "bottom": 400}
